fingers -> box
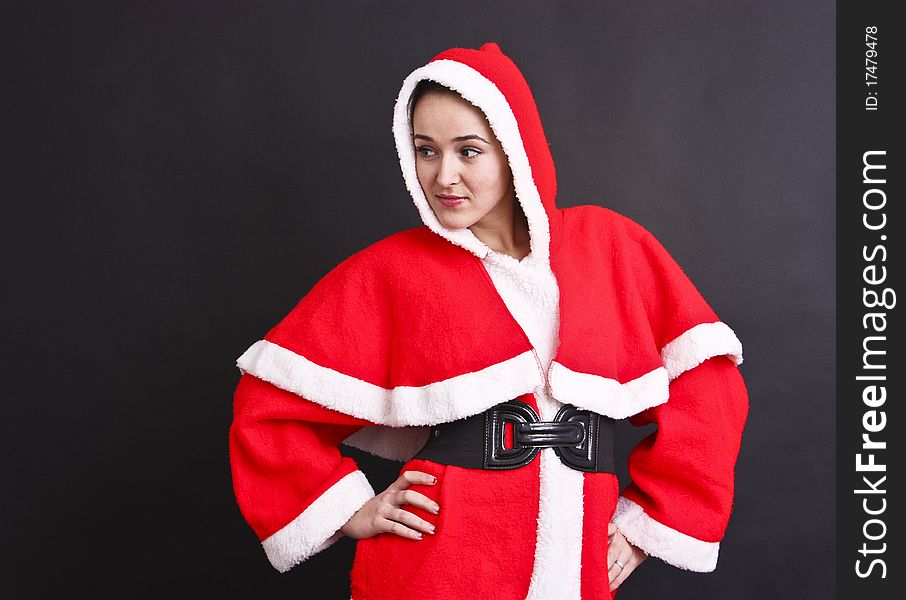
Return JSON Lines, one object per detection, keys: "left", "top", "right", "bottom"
{"left": 606, "top": 523, "right": 622, "bottom": 567}
{"left": 607, "top": 526, "right": 647, "bottom": 592}
{"left": 608, "top": 545, "right": 634, "bottom": 591}
{"left": 380, "top": 506, "right": 436, "bottom": 539}
{"left": 388, "top": 470, "right": 437, "bottom": 491}
{"left": 393, "top": 488, "right": 441, "bottom": 515}
{"left": 382, "top": 519, "right": 426, "bottom": 540}
{"left": 379, "top": 470, "right": 441, "bottom": 540}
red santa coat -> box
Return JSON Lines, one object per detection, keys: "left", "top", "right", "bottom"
{"left": 229, "top": 42, "right": 749, "bottom": 599}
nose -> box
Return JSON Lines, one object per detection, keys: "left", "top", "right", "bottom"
{"left": 436, "top": 153, "right": 460, "bottom": 188}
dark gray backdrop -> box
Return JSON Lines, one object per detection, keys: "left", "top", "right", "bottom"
{"left": 3, "top": 1, "right": 835, "bottom": 598}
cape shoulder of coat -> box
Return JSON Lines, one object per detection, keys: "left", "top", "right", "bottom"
{"left": 237, "top": 204, "right": 742, "bottom": 444}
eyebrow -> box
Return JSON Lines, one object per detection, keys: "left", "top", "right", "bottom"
{"left": 413, "top": 134, "right": 491, "bottom": 144}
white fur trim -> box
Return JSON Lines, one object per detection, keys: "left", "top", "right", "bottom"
{"left": 237, "top": 339, "right": 544, "bottom": 427}
{"left": 392, "top": 59, "right": 551, "bottom": 263}
{"left": 475, "top": 232, "right": 583, "bottom": 597}
{"left": 525, "top": 386, "right": 585, "bottom": 599}
{"left": 611, "top": 496, "right": 719, "bottom": 573}
{"left": 262, "top": 470, "right": 375, "bottom": 573}
{"left": 548, "top": 362, "right": 670, "bottom": 419}
{"left": 342, "top": 425, "right": 432, "bottom": 462}
{"left": 661, "top": 321, "right": 743, "bottom": 382}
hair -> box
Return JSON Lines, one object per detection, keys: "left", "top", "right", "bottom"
{"left": 407, "top": 79, "right": 462, "bottom": 122}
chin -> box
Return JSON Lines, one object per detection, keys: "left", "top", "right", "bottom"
{"left": 437, "top": 214, "right": 477, "bottom": 230}
{"left": 432, "top": 207, "right": 475, "bottom": 230}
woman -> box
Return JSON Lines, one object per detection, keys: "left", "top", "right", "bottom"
{"left": 229, "top": 42, "right": 748, "bottom": 600}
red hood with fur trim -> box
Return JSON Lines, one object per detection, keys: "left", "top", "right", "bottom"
{"left": 392, "top": 42, "right": 562, "bottom": 262}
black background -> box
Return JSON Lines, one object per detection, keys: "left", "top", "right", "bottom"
{"left": 4, "top": 1, "right": 835, "bottom": 598}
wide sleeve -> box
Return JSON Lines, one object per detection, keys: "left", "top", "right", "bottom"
{"left": 613, "top": 356, "right": 748, "bottom": 572}
{"left": 611, "top": 218, "right": 749, "bottom": 572}
{"left": 229, "top": 373, "right": 377, "bottom": 573}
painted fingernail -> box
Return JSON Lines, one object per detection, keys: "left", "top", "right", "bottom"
{"left": 416, "top": 533, "right": 423, "bottom": 540}
{"left": 432, "top": 504, "right": 440, "bottom": 514}
{"left": 428, "top": 525, "right": 436, "bottom": 534}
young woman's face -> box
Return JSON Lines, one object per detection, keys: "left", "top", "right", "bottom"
{"left": 412, "top": 91, "right": 516, "bottom": 232}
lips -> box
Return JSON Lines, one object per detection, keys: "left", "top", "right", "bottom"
{"left": 436, "top": 194, "right": 467, "bottom": 207}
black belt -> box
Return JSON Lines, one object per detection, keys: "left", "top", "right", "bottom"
{"left": 413, "top": 399, "right": 615, "bottom": 473}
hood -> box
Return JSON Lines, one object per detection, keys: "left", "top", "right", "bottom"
{"left": 392, "top": 42, "right": 562, "bottom": 263}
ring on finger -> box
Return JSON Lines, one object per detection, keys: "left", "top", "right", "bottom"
{"left": 614, "top": 559, "right": 625, "bottom": 571}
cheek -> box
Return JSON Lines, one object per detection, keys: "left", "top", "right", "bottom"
{"left": 415, "top": 162, "right": 434, "bottom": 192}
{"left": 472, "top": 162, "right": 510, "bottom": 197}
